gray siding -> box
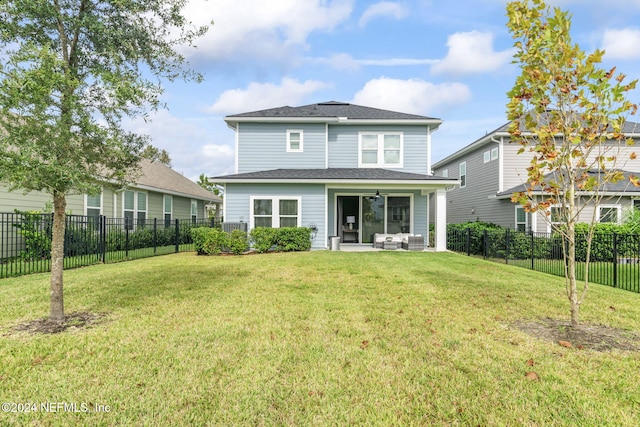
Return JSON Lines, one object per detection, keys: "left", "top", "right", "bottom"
{"left": 434, "top": 144, "right": 502, "bottom": 225}
{"left": 224, "top": 183, "right": 326, "bottom": 249}
{"left": 0, "top": 186, "right": 83, "bottom": 213}
{"left": 327, "top": 124, "right": 429, "bottom": 173}
{"left": 237, "top": 123, "right": 326, "bottom": 173}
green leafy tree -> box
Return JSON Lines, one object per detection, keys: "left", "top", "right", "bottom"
{"left": 197, "top": 173, "right": 223, "bottom": 196}
{"left": 506, "top": 0, "right": 637, "bottom": 326}
{"left": 0, "top": 0, "right": 209, "bottom": 323}
{"left": 142, "top": 145, "right": 173, "bottom": 166}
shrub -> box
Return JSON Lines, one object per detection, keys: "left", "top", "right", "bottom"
{"left": 13, "top": 210, "right": 52, "bottom": 260}
{"left": 249, "top": 227, "right": 277, "bottom": 253}
{"left": 275, "top": 227, "right": 311, "bottom": 252}
{"left": 191, "top": 227, "right": 228, "bottom": 255}
{"left": 228, "top": 229, "right": 249, "bottom": 255}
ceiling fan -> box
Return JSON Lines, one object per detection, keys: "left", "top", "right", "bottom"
{"left": 363, "top": 190, "right": 388, "bottom": 200}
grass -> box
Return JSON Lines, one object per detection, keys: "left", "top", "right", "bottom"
{"left": 1, "top": 251, "right": 640, "bottom": 426}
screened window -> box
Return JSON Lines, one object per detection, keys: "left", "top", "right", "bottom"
{"left": 253, "top": 199, "right": 273, "bottom": 228}
{"left": 441, "top": 169, "right": 448, "bottom": 178}
{"left": 287, "top": 130, "right": 303, "bottom": 152}
{"left": 459, "top": 162, "right": 467, "bottom": 188}
{"left": 491, "top": 147, "right": 499, "bottom": 161}
{"left": 598, "top": 206, "right": 620, "bottom": 223}
{"left": 124, "top": 190, "right": 135, "bottom": 230}
{"left": 123, "top": 190, "right": 147, "bottom": 229}
{"left": 515, "top": 206, "right": 528, "bottom": 232}
{"left": 279, "top": 199, "right": 298, "bottom": 227}
{"left": 191, "top": 200, "right": 198, "bottom": 224}
{"left": 164, "top": 195, "right": 173, "bottom": 227}
{"left": 359, "top": 132, "right": 403, "bottom": 167}
{"left": 484, "top": 151, "right": 491, "bottom": 163}
{"left": 137, "top": 192, "right": 147, "bottom": 226}
{"left": 86, "top": 193, "right": 101, "bottom": 218}
{"left": 251, "top": 197, "right": 301, "bottom": 229}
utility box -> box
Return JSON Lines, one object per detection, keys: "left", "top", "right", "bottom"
{"left": 329, "top": 236, "right": 340, "bottom": 251}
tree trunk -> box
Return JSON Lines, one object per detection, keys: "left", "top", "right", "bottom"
{"left": 50, "top": 192, "right": 66, "bottom": 323}
{"left": 567, "top": 224, "right": 579, "bottom": 327}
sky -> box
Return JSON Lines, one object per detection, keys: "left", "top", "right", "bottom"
{"left": 125, "top": 0, "right": 640, "bottom": 181}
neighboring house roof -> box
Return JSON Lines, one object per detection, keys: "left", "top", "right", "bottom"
{"left": 433, "top": 115, "right": 640, "bottom": 169}
{"left": 135, "top": 159, "right": 221, "bottom": 203}
{"left": 496, "top": 169, "right": 640, "bottom": 199}
{"left": 225, "top": 101, "right": 443, "bottom": 128}
{"left": 213, "top": 168, "right": 458, "bottom": 185}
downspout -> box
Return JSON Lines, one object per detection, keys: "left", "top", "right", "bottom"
{"left": 490, "top": 136, "right": 503, "bottom": 192}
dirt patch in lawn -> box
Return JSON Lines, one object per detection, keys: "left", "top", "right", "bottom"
{"left": 5, "top": 312, "right": 109, "bottom": 336}
{"left": 514, "top": 318, "right": 640, "bottom": 352}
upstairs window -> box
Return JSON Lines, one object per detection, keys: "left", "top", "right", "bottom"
{"left": 491, "top": 147, "right": 499, "bottom": 161}
{"left": 359, "top": 132, "right": 403, "bottom": 168}
{"left": 287, "top": 130, "right": 303, "bottom": 152}
{"left": 459, "top": 162, "right": 467, "bottom": 188}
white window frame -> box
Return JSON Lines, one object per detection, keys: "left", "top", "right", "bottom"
{"left": 191, "top": 199, "right": 198, "bottom": 223}
{"left": 515, "top": 206, "right": 529, "bottom": 232}
{"left": 249, "top": 196, "right": 302, "bottom": 229}
{"left": 122, "top": 190, "right": 148, "bottom": 230}
{"left": 459, "top": 162, "right": 467, "bottom": 188}
{"left": 597, "top": 205, "right": 621, "bottom": 224}
{"left": 286, "top": 129, "right": 303, "bottom": 153}
{"left": 483, "top": 151, "right": 491, "bottom": 163}
{"left": 163, "top": 195, "right": 173, "bottom": 227}
{"left": 491, "top": 147, "right": 499, "bottom": 161}
{"left": 358, "top": 132, "right": 403, "bottom": 168}
{"left": 85, "top": 192, "right": 103, "bottom": 216}
{"left": 441, "top": 169, "right": 448, "bottom": 178}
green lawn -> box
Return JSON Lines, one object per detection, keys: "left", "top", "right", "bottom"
{"left": 1, "top": 251, "right": 640, "bottom": 426}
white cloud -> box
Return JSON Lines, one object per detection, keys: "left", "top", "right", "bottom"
{"left": 359, "top": 2, "right": 408, "bottom": 27}
{"left": 207, "top": 77, "right": 331, "bottom": 115}
{"left": 432, "top": 31, "right": 514, "bottom": 76}
{"left": 351, "top": 77, "right": 471, "bottom": 116}
{"left": 305, "top": 53, "right": 438, "bottom": 71}
{"left": 601, "top": 28, "right": 640, "bottom": 60}
{"left": 181, "top": 0, "right": 354, "bottom": 63}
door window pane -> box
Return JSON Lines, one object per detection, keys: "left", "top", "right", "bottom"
{"left": 386, "top": 197, "right": 410, "bottom": 234}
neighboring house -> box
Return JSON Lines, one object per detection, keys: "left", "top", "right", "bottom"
{"left": 212, "top": 101, "right": 458, "bottom": 250}
{"left": 432, "top": 118, "right": 640, "bottom": 232}
{"left": 1, "top": 158, "right": 222, "bottom": 224}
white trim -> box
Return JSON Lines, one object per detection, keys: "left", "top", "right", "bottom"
{"left": 84, "top": 191, "right": 103, "bottom": 216}
{"left": 427, "top": 127, "right": 432, "bottom": 175}
{"left": 286, "top": 129, "right": 304, "bottom": 153}
{"left": 249, "top": 196, "right": 302, "bottom": 229}
{"left": 325, "top": 123, "right": 329, "bottom": 168}
{"left": 498, "top": 137, "right": 504, "bottom": 193}
{"left": 597, "top": 204, "right": 622, "bottom": 224}
{"left": 226, "top": 116, "right": 443, "bottom": 126}
{"left": 491, "top": 147, "right": 499, "bottom": 161}
{"left": 484, "top": 151, "right": 491, "bottom": 163}
{"left": 234, "top": 122, "right": 240, "bottom": 174}
{"left": 358, "top": 131, "right": 403, "bottom": 168}
{"left": 216, "top": 178, "right": 459, "bottom": 186}
{"left": 459, "top": 161, "right": 467, "bottom": 188}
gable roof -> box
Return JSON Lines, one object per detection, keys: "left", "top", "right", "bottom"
{"left": 433, "top": 114, "right": 640, "bottom": 169}
{"left": 134, "top": 159, "right": 221, "bottom": 202}
{"left": 225, "top": 101, "right": 442, "bottom": 128}
{"left": 213, "top": 168, "right": 457, "bottom": 185}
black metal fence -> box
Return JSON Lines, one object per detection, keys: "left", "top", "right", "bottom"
{"left": 447, "top": 228, "right": 640, "bottom": 293}
{"left": 1, "top": 212, "right": 220, "bottom": 278}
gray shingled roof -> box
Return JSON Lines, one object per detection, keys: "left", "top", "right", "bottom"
{"left": 136, "top": 159, "right": 221, "bottom": 202}
{"left": 213, "top": 168, "right": 453, "bottom": 182}
{"left": 496, "top": 169, "right": 640, "bottom": 198}
{"left": 225, "top": 101, "right": 440, "bottom": 121}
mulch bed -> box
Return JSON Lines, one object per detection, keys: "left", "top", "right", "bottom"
{"left": 5, "top": 312, "right": 109, "bottom": 335}
{"left": 513, "top": 317, "right": 640, "bottom": 352}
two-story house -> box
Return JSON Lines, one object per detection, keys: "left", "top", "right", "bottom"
{"left": 432, "top": 118, "right": 640, "bottom": 232}
{"left": 212, "top": 101, "right": 458, "bottom": 250}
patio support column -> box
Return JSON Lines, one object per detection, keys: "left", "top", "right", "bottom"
{"left": 434, "top": 187, "right": 447, "bottom": 251}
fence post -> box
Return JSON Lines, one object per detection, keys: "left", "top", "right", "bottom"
{"left": 100, "top": 215, "right": 106, "bottom": 264}
{"left": 210, "top": 217, "right": 215, "bottom": 228}
{"left": 125, "top": 222, "right": 129, "bottom": 258}
{"left": 613, "top": 232, "right": 618, "bottom": 288}
{"left": 153, "top": 218, "right": 157, "bottom": 254}
{"left": 175, "top": 219, "right": 180, "bottom": 253}
{"left": 505, "top": 229, "right": 510, "bottom": 264}
{"left": 483, "top": 229, "right": 488, "bottom": 259}
{"left": 530, "top": 230, "right": 534, "bottom": 270}
{"left": 466, "top": 228, "right": 471, "bottom": 256}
